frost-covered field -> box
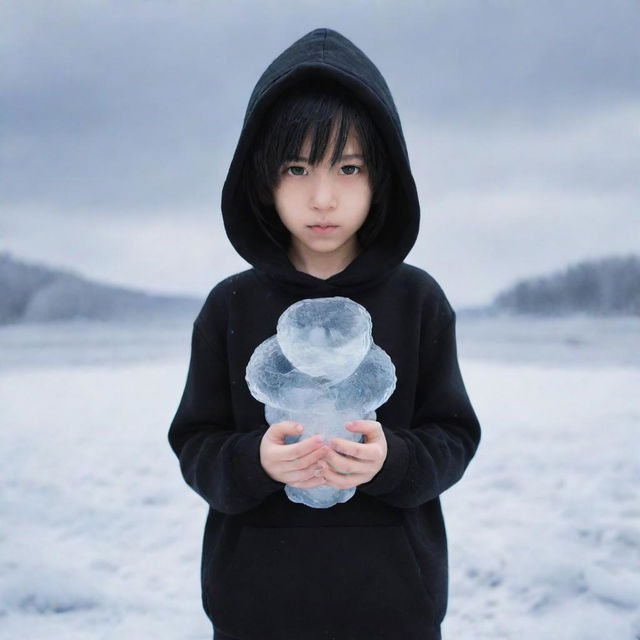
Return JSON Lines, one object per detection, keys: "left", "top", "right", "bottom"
{"left": 0, "top": 317, "right": 639, "bottom": 639}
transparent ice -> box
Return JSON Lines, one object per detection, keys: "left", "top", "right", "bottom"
{"left": 246, "top": 297, "right": 396, "bottom": 508}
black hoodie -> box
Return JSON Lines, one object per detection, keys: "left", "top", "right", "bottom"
{"left": 169, "top": 28, "right": 481, "bottom": 640}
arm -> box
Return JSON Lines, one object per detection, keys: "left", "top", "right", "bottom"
{"left": 356, "top": 310, "right": 481, "bottom": 508}
{"left": 168, "top": 320, "right": 284, "bottom": 515}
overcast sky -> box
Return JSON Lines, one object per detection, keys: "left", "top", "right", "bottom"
{"left": 2, "top": 0, "right": 639, "bottom": 307}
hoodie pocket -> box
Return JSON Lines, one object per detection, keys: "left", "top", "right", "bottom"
{"left": 206, "top": 524, "right": 436, "bottom": 638}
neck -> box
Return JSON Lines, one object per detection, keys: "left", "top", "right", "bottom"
{"left": 288, "top": 239, "right": 360, "bottom": 280}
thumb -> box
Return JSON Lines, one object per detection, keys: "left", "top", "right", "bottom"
{"left": 346, "top": 420, "right": 381, "bottom": 442}
{"left": 266, "top": 420, "right": 303, "bottom": 444}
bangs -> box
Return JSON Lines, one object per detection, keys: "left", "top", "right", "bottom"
{"left": 253, "top": 80, "right": 380, "bottom": 197}
{"left": 272, "top": 99, "right": 360, "bottom": 168}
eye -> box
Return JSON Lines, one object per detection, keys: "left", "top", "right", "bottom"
{"left": 340, "top": 165, "right": 362, "bottom": 176}
{"left": 285, "top": 165, "right": 308, "bottom": 176}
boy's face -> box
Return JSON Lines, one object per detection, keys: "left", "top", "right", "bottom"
{"left": 273, "top": 127, "right": 372, "bottom": 266}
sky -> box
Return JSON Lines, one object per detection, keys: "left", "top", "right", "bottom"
{"left": 1, "top": 0, "right": 639, "bottom": 307}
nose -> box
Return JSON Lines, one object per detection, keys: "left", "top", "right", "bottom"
{"left": 309, "top": 172, "right": 337, "bottom": 211}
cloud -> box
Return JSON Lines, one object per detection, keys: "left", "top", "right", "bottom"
{"left": 406, "top": 102, "right": 640, "bottom": 197}
{"left": 2, "top": 0, "right": 638, "bottom": 211}
{"left": 1, "top": 0, "right": 638, "bottom": 305}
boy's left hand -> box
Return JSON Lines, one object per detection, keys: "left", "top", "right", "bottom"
{"left": 318, "top": 420, "right": 388, "bottom": 490}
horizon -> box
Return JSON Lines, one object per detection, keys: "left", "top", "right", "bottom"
{"left": 3, "top": 249, "right": 639, "bottom": 314}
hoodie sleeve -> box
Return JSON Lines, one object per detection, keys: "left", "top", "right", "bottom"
{"left": 357, "top": 308, "right": 481, "bottom": 509}
{"left": 168, "top": 313, "right": 284, "bottom": 515}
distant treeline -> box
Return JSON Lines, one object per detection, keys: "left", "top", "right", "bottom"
{"left": 4, "top": 251, "right": 639, "bottom": 324}
{"left": 491, "top": 254, "right": 640, "bottom": 316}
{"left": 0, "top": 252, "right": 201, "bottom": 325}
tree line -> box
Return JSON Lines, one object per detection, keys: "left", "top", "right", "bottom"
{"left": 491, "top": 254, "right": 640, "bottom": 316}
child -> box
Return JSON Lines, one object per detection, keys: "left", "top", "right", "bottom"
{"left": 169, "top": 27, "right": 481, "bottom": 640}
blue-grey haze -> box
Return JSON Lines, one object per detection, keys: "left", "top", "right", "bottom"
{"left": 1, "top": 0, "right": 639, "bottom": 306}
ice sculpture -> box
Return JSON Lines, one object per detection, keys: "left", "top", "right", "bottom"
{"left": 245, "top": 297, "right": 396, "bottom": 508}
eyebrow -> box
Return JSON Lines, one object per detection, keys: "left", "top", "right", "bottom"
{"left": 286, "top": 153, "right": 365, "bottom": 163}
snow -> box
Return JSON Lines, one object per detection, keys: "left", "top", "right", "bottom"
{"left": 0, "top": 317, "right": 639, "bottom": 639}
{"left": 442, "top": 361, "right": 640, "bottom": 639}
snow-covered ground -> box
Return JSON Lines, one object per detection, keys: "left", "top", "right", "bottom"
{"left": 0, "top": 317, "right": 639, "bottom": 639}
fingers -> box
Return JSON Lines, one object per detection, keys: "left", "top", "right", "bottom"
{"left": 264, "top": 421, "right": 303, "bottom": 444}
{"left": 281, "top": 442, "right": 329, "bottom": 472}
{"left": 286, "top": 463, "right": 328, "bottom": 489}
{"left": 261, "top": 420, "right": 387, "bottom": 488}
{"left": 282, "top": 452, "right": 333, "bottom": 486}
{"left": 264, "top": 422, "right": 326, "bottom": 459}
{"left": 328, "top": 437, "right": 375, "bottom": 462}
{"left": 322, "top": 447, "right": 372, "bottom": 475}
{"left": 261, "top": 422, "right": 330, "bottom": 485}
{"left": 320, "top": 464, "right": 369, "bottom": 490}
{"left": 344, "top": 419, "right": 384, "bottom": 442}
{"left": 322, "top": 421, "right": 388, "bottom": 487}
{"left": 280, "top": 434, "right": 327, "bottom": 462}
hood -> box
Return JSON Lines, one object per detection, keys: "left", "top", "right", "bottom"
{"left": 221, "top": 28, "right": 420, "bottom": 297}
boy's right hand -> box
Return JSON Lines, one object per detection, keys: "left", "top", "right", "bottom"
{"left": 260, "top": 421, "right": 329, "bottom": 489}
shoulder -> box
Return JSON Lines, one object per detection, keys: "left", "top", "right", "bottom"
{"left": 194, "top": 268, "right": 258, "bottom": 334}
{"left": 392, "top": 263, "right": 455, "bottom": 327}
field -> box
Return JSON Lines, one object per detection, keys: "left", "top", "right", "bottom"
{"left": 0, "top": 316, "right": 639, "bottom": 639}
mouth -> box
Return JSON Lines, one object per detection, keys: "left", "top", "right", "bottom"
{"left": 308, "top": 224, "right": 339, "bottom": 234}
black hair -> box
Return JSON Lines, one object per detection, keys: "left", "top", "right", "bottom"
{"left": 242, "top": 78, "right": 391, "bottom": 251}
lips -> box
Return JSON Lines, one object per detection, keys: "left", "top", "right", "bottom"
{"left": 308, "top": 224, "right": 339, "bottom": 233}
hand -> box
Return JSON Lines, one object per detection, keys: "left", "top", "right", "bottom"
{"left": 319, "top": 420, "right": 388, "bottom": 490}
{"left": 260, "top": 421, "right": 330, "bottom": 489}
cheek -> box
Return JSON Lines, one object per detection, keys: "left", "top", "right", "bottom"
{"left": 348, "top": 183, "right": 373, "bottom": 217}
{"left": 273, "top": 186, "right": 298, "bottom": 223}
{"left": 272, "top": 185, "right": 285, "bottom": 210}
